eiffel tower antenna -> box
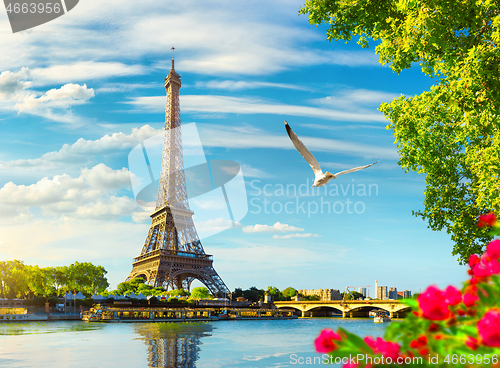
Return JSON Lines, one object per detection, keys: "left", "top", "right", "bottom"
{"left": 126, "top": 61, "right": 230, "bottom": 296}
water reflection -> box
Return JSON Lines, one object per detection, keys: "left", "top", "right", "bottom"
{"left": 135, "top": 322, "right": 213, "bottom": 368}
{"left": 0, "top": 321, "right": 102, "bottom": 335}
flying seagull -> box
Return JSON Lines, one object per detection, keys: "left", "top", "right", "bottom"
{"left": 285, "top": 120, "right": 379, "bottom": 187}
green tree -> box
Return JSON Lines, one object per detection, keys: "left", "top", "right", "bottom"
{"left": 26, "top": 266, "right": 53, "bottom": 297}
{"left": 167, "top": 288, "right": 190, "bottom": 297}
{"left": 300, "top": 0, "right": 500, "bottom": 263}
{"left": 282, "top": 287, "right": 298, "bottom": 299}
{"left": 350, "top": 291, "right": 364, "bottom": 300}
{"left": 45, "top": 266, "right": 68, "bottom": 296}
{"left": 267, "top": 286, "right": 282, "bottom": 301}
{"left": 0, "top": 260, "right": 29, "bottom": 298}
{"left": 190, "top": 287, "right": 212, "bottom": 300}
{"left": 243, "top": 287, "right": 262, "bottom": 302}
{"left": 67, "top": 262, "right": 109, "bottom": 295}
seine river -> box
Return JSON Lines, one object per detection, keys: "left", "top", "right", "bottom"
{"left": 0, "top": 318, "right": 387, "bottom": 367}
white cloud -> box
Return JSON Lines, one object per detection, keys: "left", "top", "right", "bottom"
{"left": 311, "top": 88, "right": 401, "bottom": 112}
{"left": 0, "top": 164, "right": 144, "bottom": 222}
{"left": 0, "top": 68, "right": 31, "bottom": 98}
{"left": 272, "top": 233, "right": 320, "bottom": 239}
{"left": 240, "top": 165, "right": 271, "bottom": 178}
{"left": 0, "top": 125, "right": 160, "bottom": 172}
{"left": 195, "top": 124, "right": 398, "bottom": 159}
{"left": 15, "top": 83, "right": 94, "bottom": 111}
{"left": 81, "top": 164, "right": 132, "bottom": 190}
{"left": 242, "top": 222, "right": 304, "bottom": 233}
{"left": 194, "top": 80, "right": 308, "bottom": 91}
{"left": 30, "top": 62, "right": 145, "bottom": 86}
{"left": 129, "top": 95, "right": 386, "bottom": 123}
{"left": 0, "top": 1, "right": 379, "bottom": 80}
{"left": 0, "top": 67, "right": 97, "bottom": 124}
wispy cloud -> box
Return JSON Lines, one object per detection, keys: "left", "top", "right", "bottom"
{"left": 30, "top": 62, "right": 145, "bottom": 86}
{"left": 272, "top": 233, "right": 320, "bottom": 239}
{"left": 0, "top": 125, "right": 160, "bottom": 175}
{"left": 194, "top": 80, "right": 309, "bottom": 91}
{"left": 0, "top": 67, "right": 97, "bottom": 124}
{"left": 0, "top": 1, "right": 379, "bottom": 78}
{"left": 310, "top": 88, "right": 401, "bottom": 112}
{"left": 242, "top": 222, "right": 304, "bottom": 233}
{"left": 195, "top": 124, "right": 398, "bottom": 159}
{"left": 129, "top": 94, "right": 387, "bottom": 123}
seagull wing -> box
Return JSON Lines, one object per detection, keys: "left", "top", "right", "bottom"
{"left": 333, "top": 161, "right": 379, "bottom": 177}
{"left": 285, "top": 121, "right": 323, "bottom": 178}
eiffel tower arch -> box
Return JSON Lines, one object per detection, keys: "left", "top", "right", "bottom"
{"left": 126, "top": 58, "right": 230, "bottom": 297}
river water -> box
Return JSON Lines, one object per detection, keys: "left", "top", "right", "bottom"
{"left": 0, "top": 318, "right": 387, "bottom": 367}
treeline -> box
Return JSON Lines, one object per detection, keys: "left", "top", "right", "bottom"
{"left": 107, "top": 281, "right": 305, "bottom": 303}
{"left": 0, "top": 260, "right": 109, "bottom": 299}
{"left": 232, "top": 286, "right": 305, "bottom": 302}
{"left": 106, "top": 278, "right": 191, "bottom": 298}
{"left": 105, "top": 279, "right": 212, "bottom": 302}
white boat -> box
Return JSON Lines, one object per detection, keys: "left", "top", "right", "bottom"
{"left": 0, "top": 307, "right": 48, "bottom": 321}
{"left": 373, "top": 311, "right": 391, "bottom": 323}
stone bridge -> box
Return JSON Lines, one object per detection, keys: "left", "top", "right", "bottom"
{"left": 274, "top": 300, "right": 411, "bottom": 318}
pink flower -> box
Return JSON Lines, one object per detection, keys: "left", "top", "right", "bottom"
{"left": 478, "top": 310, "right": 500, "bottom": 347}
{"left": 469, "top": 254, "right": 480, "bottom": 268}
{"left": 478, "top": 213, "right": 497, "bottom": 227}
{"left": 418, "top": 285, "right": 452, "bottom": 320}
{"left": 486, "top": 239, "right": 500, "bottom": 259}
{"left": 472, "top": 251, "right": 500, "bottom": 277}
{"left": 444, "top": 286, "right": 462, "bottom": 305}
{"left": 466, "top": 336, "right": 479, "bottom": 350}
{"left": 364, "top": 336, "right": 400, "bottom": 360}
{"left": 463, "top": 293, "right": 479, "bottom": 307}
{"left": 315, "top": 329, "right": 341, "bottom": 353}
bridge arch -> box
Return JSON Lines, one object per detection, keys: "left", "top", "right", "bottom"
{"left": 306, "top": 306, "right": 343, "bottom": 317}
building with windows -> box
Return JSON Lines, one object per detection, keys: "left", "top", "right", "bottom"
{"left": 388, "top": 287, "right": 398, "bottom": 300}
{"left": 377, "top": 286, "right": 388, "bottom": 300}
{"left": 298, "top": 289, "right": 342, "bottom": 301}
{"left": 358, "top": 287, "right": 367, "bottom": 298}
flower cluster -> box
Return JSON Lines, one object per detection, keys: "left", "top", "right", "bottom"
{"left": 314, "top": 212, "right": 500, "bottom": 367}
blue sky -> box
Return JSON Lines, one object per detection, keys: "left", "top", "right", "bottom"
{"left": 0, "top": 0, "right": 468, "bottom": 295}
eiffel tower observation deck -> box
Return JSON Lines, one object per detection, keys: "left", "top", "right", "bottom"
{"left": 126, "top": 58, "right": 230, "bottom": 296}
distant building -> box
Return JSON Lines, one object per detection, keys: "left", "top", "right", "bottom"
{"left": 264, "top": 292, "right": 272, "bottom": 303}
{"left": 358, "top": 287, "right": 367, "bottom": 297}
{"left": 298, "top": 289, "right": 342, "bottom": 301}
{"left": 397, "top": 291, "right": 404, "bottom": 299}
{"left": 377, "top": 286, "right": 388, "bottom": 300}
{"left": 403, "top": 290, "right": 412, "bottom": 299}
{"left": 388, "top": 287, "right": 398, "bottom": 300}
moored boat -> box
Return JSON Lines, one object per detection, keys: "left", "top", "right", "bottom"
{"left": 373, "top": 311, "right": 391, "bottom": 323}
{"left": 0, "top": 307, "right": 48, "bottom": 321}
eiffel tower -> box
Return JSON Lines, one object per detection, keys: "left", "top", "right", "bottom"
{"left": 126, "top": 58, "right": 230, "bottom": 296}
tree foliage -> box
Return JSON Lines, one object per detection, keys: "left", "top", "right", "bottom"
{"left": 300, "top": 0, "right": 500, "bottom": 263}
{"left": 0, "top": 260, "right": 109, "bottom": 298}
{"left": 190, "top": 287, "right": 213, "bottom": 300}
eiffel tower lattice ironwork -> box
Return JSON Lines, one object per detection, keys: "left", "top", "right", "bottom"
{"left": 126, "top": 58, "right": 230, "bottom": 296}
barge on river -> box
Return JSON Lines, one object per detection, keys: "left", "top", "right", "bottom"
{"left": 82, "top": 306, "right": 297, "bottom": 323}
